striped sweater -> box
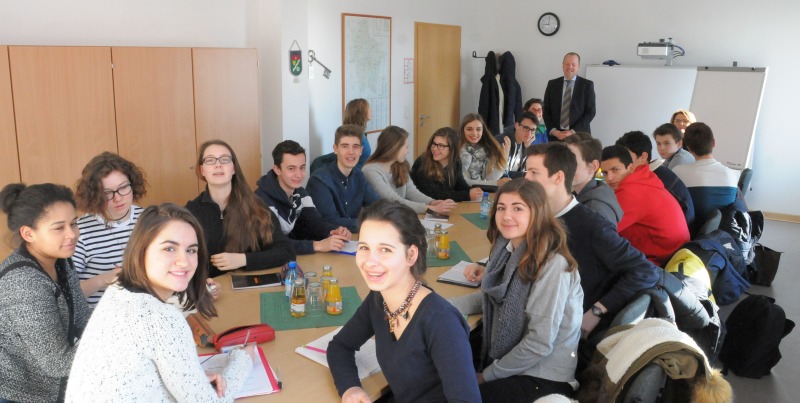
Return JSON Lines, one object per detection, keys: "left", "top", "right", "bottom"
{"left": 73, "top": 206, "right": 142, "bottom": 304}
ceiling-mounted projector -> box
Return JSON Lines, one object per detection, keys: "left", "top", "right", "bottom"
{"left": 637, "top": 38, "right": 685, "bottom": 66}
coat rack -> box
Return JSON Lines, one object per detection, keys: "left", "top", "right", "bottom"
{"left": 472, "top": 51, "right": 487, "bottom": 59}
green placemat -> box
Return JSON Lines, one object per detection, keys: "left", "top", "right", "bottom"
{"left": 427, "top": 241, "right": 472, "bottom": 267}
{"left": 260, "top": 286, "right": 362, "bottom": 330}
{"left": 461, "top": 212, "right": 490, "bottom": 230}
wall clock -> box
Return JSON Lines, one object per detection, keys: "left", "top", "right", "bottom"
{"left": 538, "top": 12, "right": 560, "bottom": 36}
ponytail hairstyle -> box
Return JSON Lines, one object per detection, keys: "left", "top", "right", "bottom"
{"left": 117, "top": 203, "right": 216, "bottom": 318}
{"left": 419, "top": 127, "right": 460, "bottom": 186}
{"left": 1, "top": 183, "right": 76, "bottom": 248}
{"left": 196, "top": 140, "right": 273, "bottom": 252}
{"left": 366, "top": 126, "right": 411, "bottom": 187}
{"left": 459, "top": 113, "right": 506, "bottom": 174}
{"left": 486, "top": 178, "right": 576, "bottom": 283}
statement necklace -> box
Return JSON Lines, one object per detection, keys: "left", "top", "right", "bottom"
{"left": 383, "top": 280, "right": 422, "bottom": 333}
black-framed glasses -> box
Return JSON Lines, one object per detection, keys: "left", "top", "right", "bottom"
{"left": 104, "top": 184, "right": 133, "bottom": 200}
{"left": 520, "top": 125, "right": 536, "bottom": 133}
{"left": 202, "top": 155, "right": 233, "bottom": 165}
{"left": 431, "top": 142, "right": 450, "bottom": 150}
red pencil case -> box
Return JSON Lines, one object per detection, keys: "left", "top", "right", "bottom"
{"left": 213, "top": 324, "right": 275, "bottom": 350}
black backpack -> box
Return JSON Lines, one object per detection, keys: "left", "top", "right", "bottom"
{"left": 719, "top": 294, "right": 795, "bottom": 378}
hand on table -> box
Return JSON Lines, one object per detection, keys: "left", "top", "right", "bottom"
{"left": 469, "top": 187, "right": 483, "bottom": 201}
{"left": 314, "top": 234, "right": 349, "bottom": 252}
{"left": 429, "top": 199, "right": 457, "bottom": 214}
{"left": 463, "top": 263, "right": 485, "bottom": 283}
{"left": 342, "top": 386, "right": 372, "bottom": 403}
{"left": 330, "top": 226, "right": 352, "bottom": 240}
{"left": 206, "top": 373, "right": 227, "bottom": 398}
{"left": 210, "top": 253, "right": 246, "bottom": 271}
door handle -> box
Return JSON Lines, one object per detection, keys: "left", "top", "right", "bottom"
{"left": 419, "top": 114, "right": 430, "bottom": 127}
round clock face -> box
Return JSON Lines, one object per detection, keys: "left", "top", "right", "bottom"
{"left": 538, "top": 12, "right": 560, "bottom": 36}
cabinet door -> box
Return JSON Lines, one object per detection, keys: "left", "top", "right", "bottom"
{"left": 9, "top": 46, "right": 117, "bottom": 187}
{"left": 112, "top": 47, "right": 199, "bottom": 206}
{"left": 0, "top": 46, "right": 19, "bottom": 258}
{"left": 192, "top": 48, "right": 261, "bottom": 189}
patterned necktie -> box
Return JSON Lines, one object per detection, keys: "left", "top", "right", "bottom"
{"left": 560, "top": 80, "right": 573, "bottom": 130}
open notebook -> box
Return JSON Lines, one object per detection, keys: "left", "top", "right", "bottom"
{"left": 436, "top": 260, "right": 481, "bottom": 288}
{"left": 200, "top": 346, "right": 280, "bottom": 398}
{"left": 295, "top": 326, "right": 381, "bottom": 379}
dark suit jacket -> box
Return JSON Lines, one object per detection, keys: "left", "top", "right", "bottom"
{"left": 543, "top": 75, "right": 596, "bottom": 138}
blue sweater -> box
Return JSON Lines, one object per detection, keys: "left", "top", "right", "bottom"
{"left": 561, "top": 203, "right": 659, "bottom": 315}
{"left": 306, "top": 163, "right": 380, "bottom": 233}
{"left": 328, "top": 290, "right": 481, "bottom": 403}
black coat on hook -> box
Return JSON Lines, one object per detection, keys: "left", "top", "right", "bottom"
{"left": 499, "top": 52, "right": 522, "bottom": 128}
{"left": 478, "top": 51, "right": 501, "bottom": 135}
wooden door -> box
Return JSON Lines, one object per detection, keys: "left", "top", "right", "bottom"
{"left": 9, "top": 46, "right": 117, "bottom": 187}
{"left": 112, "top": 47, "right": 199, "bottom": 206}
{"left": 192, "top": 48, "right": 261, "bottom": 189}
{"left": 0, "top": 46, "right": 19, "bottom": 257}
{"left": 414, "top": 23, "right": 461, "bottom": 158}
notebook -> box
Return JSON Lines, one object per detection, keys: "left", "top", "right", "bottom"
{"left": 436, "top": 260, "right": 481, "bottom": 288}
{"left": 295, "top": 326, "right": 382, "bottom": 380}
{"left": 199, "top": 346, "right": 280, "bottom": 397}
{"left": 231, "top": 273, "right": 282, "bottom": 290}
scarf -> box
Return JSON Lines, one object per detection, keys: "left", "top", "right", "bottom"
{"left": 480, "top": 237, "right": 533, "bottom": 367}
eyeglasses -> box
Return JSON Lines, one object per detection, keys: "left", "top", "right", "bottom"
{"left": 520, "top": 125, "right": 536, "bottom": 134}
{"left": 431, "top": 142, "right": 450, "bottom": 150}
{"left": 202, "top": 155, "right": 233, "bottom": 165}
{"left": 104, "top": 183, "right": 133, "bottom": 200}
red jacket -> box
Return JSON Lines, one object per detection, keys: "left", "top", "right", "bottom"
{"left": 615, "top": 165, "right": 690, "bottom": 266}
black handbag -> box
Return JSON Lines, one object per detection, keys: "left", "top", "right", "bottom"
{"left": 749, "top": 243, "right": 783, "bottom": 286}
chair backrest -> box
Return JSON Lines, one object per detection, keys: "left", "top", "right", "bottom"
{"left": 610, "top": 293, "right": 653, "bottom": 328}
{"left": 738, "top": 167, "right": 753, "bottom": 196}
{"left": 620, "top": 363, "right": 667, "bottom": 403}
{"left": 310, "top": 152, "right": 336, "bottom": 174}
{"left": 695, "top": 209, "right": 722, "bottom": 237}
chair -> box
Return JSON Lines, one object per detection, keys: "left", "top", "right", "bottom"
{"left": 620, "top": 363, "right": 667, "bottom": 403}
{"left": 694, "top": 209, "right": 722, "bottom": 238}
{"left": 610, "top": 293, "right": 653, "bottom": 328}
{"left": 310, "top": 152, "right": 336, "bottom": 174}
{"left": 738, "top": 168, "right": 753, "bottom": 197}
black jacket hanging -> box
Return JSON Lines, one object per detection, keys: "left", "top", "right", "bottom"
{"left": 478, "top": 51, "right": 500, "bottom": 135}
{"left": 499, "top": 52, "right": 522, "bottom": 128}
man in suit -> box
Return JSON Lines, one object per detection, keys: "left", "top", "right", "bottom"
{"left": 543, "top": 52, "right": 596, "bottom": 141}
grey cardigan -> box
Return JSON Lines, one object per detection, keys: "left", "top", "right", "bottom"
{"left": 450, "top": 241, "right": 584, "bottom": 383}
{"left": 0, "top": 246, "right": 93, "bottom": 402}
{"left": 362, "top": 162, "right": 433, "bottom": 213}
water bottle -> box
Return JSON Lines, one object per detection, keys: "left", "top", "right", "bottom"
{"left": 284, "top": 261, "right": 297, "bottom": 300}
{"left": 479, "top": 192, "right": 491, "bottom": 219}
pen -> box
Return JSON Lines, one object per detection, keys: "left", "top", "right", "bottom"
{"left": 302, "top": 344, "right": 327, "bottom": 354}
{"left": 276, "top": 366, "right": 283, "bottom": 389}
{"left": 240, "top": 329, "right": 251, "bottom": 349}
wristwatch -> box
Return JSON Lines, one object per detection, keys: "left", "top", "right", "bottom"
{"left": 591, "top": 305, "right": 604, "bottom": 317}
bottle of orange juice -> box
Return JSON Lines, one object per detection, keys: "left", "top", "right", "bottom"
{"left": 437, "top": 232, "right": 450, "bottom": 260}
{"left": 326, "top": 277, "right": 343, "bottom": 315}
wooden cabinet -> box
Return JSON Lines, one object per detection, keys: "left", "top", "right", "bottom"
{"left": 0, "top": 45, "right": 260, "bottom": 257}
{"left": 9, "top": 46, "right": 118, "bottom": 187}
{"left": 112, "top": 47, "right": 200, "bottom": 206}
{"left": 192, "top": 48, "right": 261, "bottom": 189}
{"left": 0, "top": 46, "right": 19, "bottom": 257}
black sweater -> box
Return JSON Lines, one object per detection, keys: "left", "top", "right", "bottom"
{"left": 410, "top": 157, "right": 473, "bottom": 202}
{"left": 186, "top": 190, "right": 295, "bottom": 277}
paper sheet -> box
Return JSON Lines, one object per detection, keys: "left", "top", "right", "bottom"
{"left": 437, "top": 261, "right": 481, "bottom": 287}
{"left": 337, "top": 240, "right": 359, "bottom": 255}
{"left": 419, "top": 219, "right": 454, "bottom": 231}
{"left": 294, "top": 327, "right": 381, "bottom": 380}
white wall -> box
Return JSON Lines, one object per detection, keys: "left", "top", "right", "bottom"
{"left": 2, "top": 0, "right": 798, "bottom": 215}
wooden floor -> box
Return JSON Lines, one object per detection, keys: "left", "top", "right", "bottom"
{"left": 721, "top": 219, "right": 799, "bottom": 402}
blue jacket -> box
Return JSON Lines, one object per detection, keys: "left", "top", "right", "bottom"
{"left": 306, "top": 163, "right": 380, "bottom": 233}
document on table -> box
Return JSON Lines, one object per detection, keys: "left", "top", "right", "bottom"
{"left": 419, "top": 219, "right": 454, "bottom": 231}
{"left": 295, "top": 326, "right": 382, "bottom": 380}
{"left": 437, "top": 260, "right": 481, "bottom": 288}
{"left": 337, "top": 240, "right": 359, "bottom": 255}
{"left": 200, "top": 345, "right": 280, "bottom": 397}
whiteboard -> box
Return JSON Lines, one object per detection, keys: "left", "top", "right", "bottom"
{"left": 342, "top": 14, "right": 391, "bottom": 133}
{"left": 586, "top": 65, "right": 697, "bottom": 159}
{"left": 690, "top": 67, "right": 767, "bottom": 169}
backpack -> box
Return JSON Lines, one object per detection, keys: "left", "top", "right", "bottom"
{"left": 719, "top": 294, "right": 795, "bottom": 378}
{"left": 683, "top": 230, "right": 750, "bottom": 305}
